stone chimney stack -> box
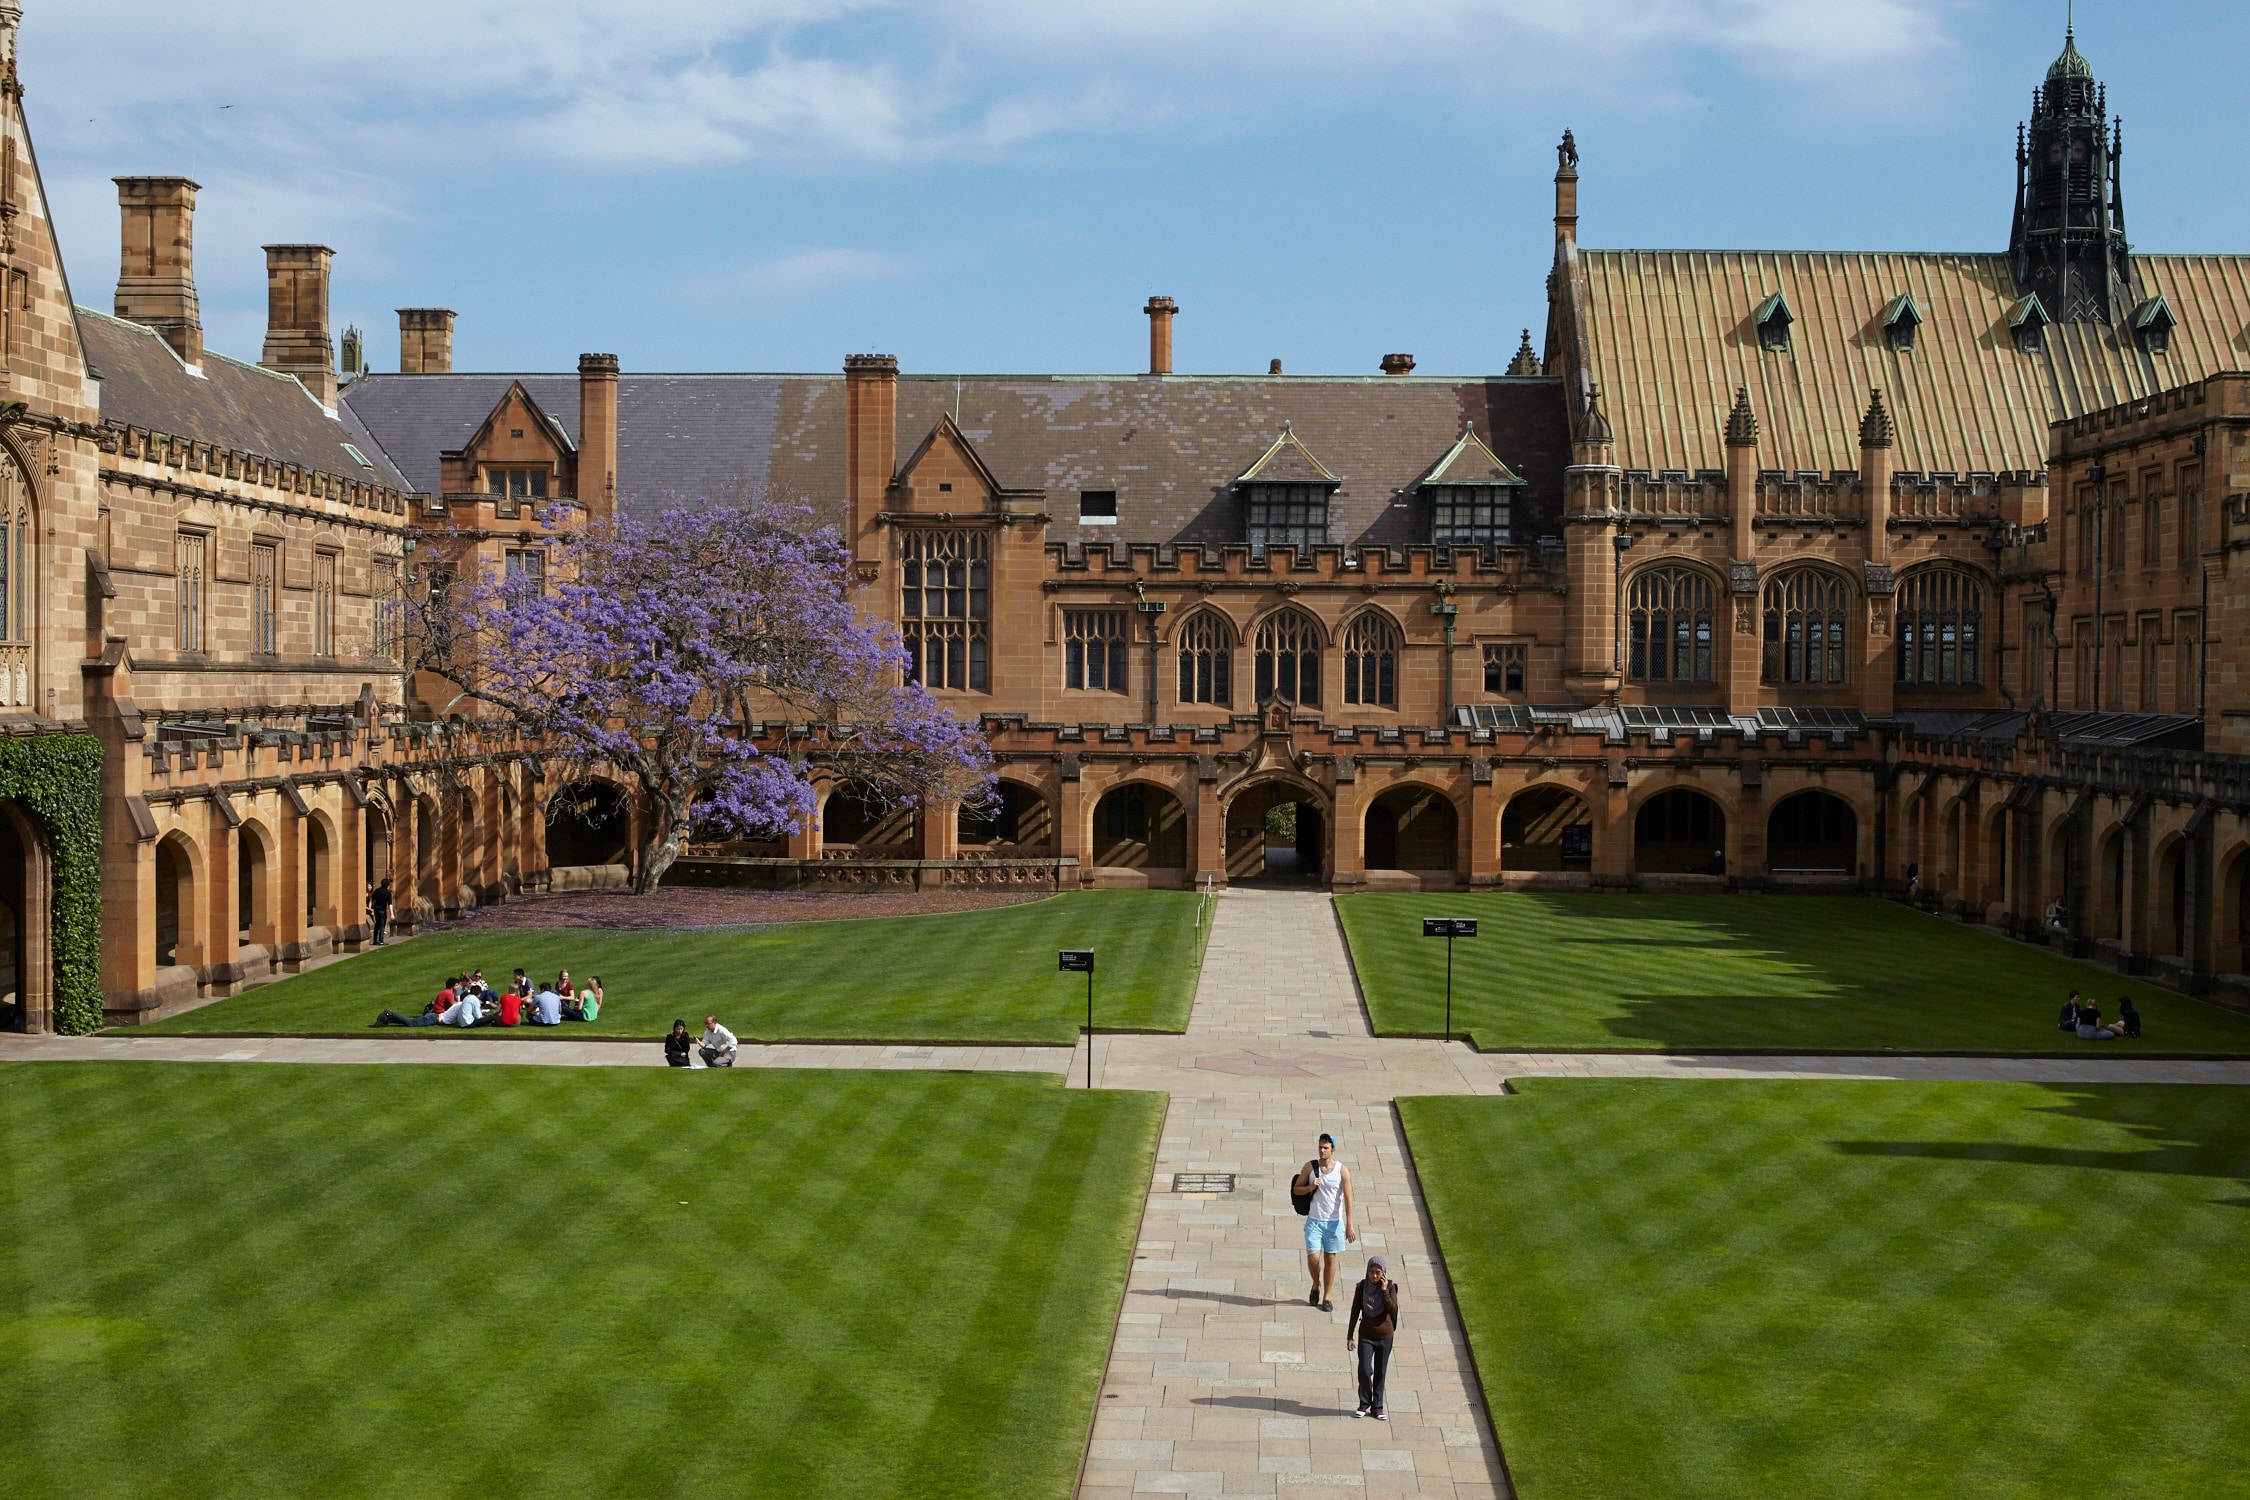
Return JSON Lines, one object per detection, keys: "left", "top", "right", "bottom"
{"left": 261, "top": 244, "right": 336, "bottom": 409}
{"left": 1144, "top": 297, "right": 1177, "bottom": 376}
{"left": 397, "top": 308, "right": 455, "bottom": 375}
{"left": 1380, "top": 353, "right": 1415, "bottom": 375}
{"left": 577, "top": 353, "right": 619, "bottom": 520}
{"left": 113, "top": 177, "right": 204, "bottom": 368}
{"left": 844, "top": 354, "right": 899, "bottom": 574}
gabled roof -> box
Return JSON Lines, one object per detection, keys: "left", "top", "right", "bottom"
{"left": 1563, "top": 250, "right": 2250, "bottom": 474}
{"left": 1880, "top": 292, "right": 1922, "bottom": 331}
{"left": 78, "top": 307, "right": 411, "bottom": 490}
{"left": 1235, "top": 422, "right": 1341, "bottom": 486}
{"left": 1419, "top": 420, "right": 1525, "bottom": 487}
{"left": 2132, "top": 293, "right": 2176, "bottom": 333}
{"left": 451, "top": 379, "right": 577, "bottom": 471}
{"left": 895, "top": 411, "right": 1010, "bottom": 497}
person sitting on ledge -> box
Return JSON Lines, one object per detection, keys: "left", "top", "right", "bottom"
{"left": 2117, "top": 996, "right": 2142, "bottom": 1039}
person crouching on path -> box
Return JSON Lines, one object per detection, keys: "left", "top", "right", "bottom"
{"left": 1292, "top": 1133, "right": 1356, "bottom": 1310}
{"left": 700, "top": 1015, "right": 738, "bottom": 1068}
{"left": 1346, "top": 1254, "right": 1400, "bottom": 1419}
{"left": 664, "top": 1020, "right": 693, "bottom": 1068}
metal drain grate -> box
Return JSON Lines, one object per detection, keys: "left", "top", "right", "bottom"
{"left": 1171, "top": 1172, "right": 1236, "bottom": 1194}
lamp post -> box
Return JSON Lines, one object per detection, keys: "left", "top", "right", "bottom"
{"left": 1611, "top": 531, "right": 1636, "bottom": 705}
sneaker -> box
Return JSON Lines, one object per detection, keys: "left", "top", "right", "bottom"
{"left": 1353, "top": 1404, "right": 1368, "bottom": 1418}
{"left": 1369, "top": 1409, "right": 1386, "bottom": 1420}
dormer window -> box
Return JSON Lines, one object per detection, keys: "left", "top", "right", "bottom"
{"left": 487, "top": 466, "right": 548, "bottom": 519}
{"left": 1755, "top": 291, "right": 1794, "bottom": 353}
{"left": 2009, "top": 293, "right": 2050, "bottom": 353}
{"left": 2134, "top": 295, "right": 2176, "bottom": 357}
{"left": 1079, "top": 490, "right": 1118, "bottom": 525}
{"left": 1418, "top": 421, "right": 1526, "bottom": 555}
{"left": 1235, "top": 423, "right": 1340, "bottom": 558}
{"left": 1881, "top": 293, "right": 1921, "bottom": 353}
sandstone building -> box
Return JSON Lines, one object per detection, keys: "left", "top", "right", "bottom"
{"left": 0, "top": 14, "right": 2245, "bottom": 1034}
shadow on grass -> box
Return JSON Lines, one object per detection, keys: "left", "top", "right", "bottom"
{"left": 1829, "top": 1083, "right": 2250, "bottom": 1203}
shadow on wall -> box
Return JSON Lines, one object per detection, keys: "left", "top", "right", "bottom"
{"left": 1829, "top": 1084, "right": 2250, "bottom": 1207}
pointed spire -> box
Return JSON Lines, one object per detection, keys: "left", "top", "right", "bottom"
{"left": 1578, "top": 383, "right": 1612, "bottom": 445}
{"left": 1505, "top": 329, "right": 1540, "bottom": 377}
{"left": 1724, "top": 386, "right": 1758, "bottom": 449}
{"left": 1859, "top": 388, "right": 1894, "bottom": 449}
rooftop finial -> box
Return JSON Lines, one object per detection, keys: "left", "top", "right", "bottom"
{"left": 1860, "top": 388, "right": 1894, "bottom": 449}
{"left": 1725, "top": 387, "right": 1758, "bottom": 449}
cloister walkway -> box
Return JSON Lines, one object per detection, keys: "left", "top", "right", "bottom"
{"left": 6, "top": 889, "right": 2249, "bottom": 1497}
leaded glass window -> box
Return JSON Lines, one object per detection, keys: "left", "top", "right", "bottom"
{"left": 1253, "top": 609, "right": 1321, "bottom": 706}
{"left": 1243, "top": 483, "right": 1330, "bottom": 557}
{"left": 1895, "top": 568, "right": 1983, "bottom": 686}
{"left": 900, "top": 529, "right": 990, "bottom": 692}
{"left": 1761, "top": 569, "right": 1849, "bottom": 684}
{"left": 1176, "top": 611, "right": 1232, "bottom": 706}
{"left": 1428, "top": 485, "right": 1511, "bottom": 551}
{"left": 1065, "top": 610, "right": 1128, "bottom": 693}
{"left": 1627, "top": 567, "right": 1715, "bottom": 683}
{"left": 1341, "top": 611, "right": 1400, "bottom": 708}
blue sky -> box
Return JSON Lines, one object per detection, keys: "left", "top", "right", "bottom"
{"left": 31, "top": 2, "right": 2248, "bottom": 378}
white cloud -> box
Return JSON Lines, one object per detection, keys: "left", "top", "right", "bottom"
{"left": 723, "top": 247, "right": 916, "bottom": 294}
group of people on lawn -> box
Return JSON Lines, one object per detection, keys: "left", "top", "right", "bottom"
{"left": 2061, "top": 989, "right": 2141, "bottom": 1040}
{"left": 373, "top": 968, "right": 605, "bottom": 1028}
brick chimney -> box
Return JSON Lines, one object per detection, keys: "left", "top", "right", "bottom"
{"left": 261, "top": 244, "right": 336, "bottom": 409}
{"left": 1380, "top": 353, "right": 1415, "bottom": 375}
{"left": 398, "top": 308, "right": 455, "bottom": 375}
{"left": 113, "top": 176, "right": 203, "bottom": 368}
{"left": 578, "top": 353, "right": 619, "bottom": 519}
{"left": 1144, "top": 297, "right": 1177, "bottom": 376}
{"left": 844, "top": 354, "right": 898, "bottom": 571}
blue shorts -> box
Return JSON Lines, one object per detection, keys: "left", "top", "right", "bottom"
{"left": 1304, "top": 1217, "right": 1346, "bottom": 1255}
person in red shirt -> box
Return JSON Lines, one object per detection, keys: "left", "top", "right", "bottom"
{"left": 498, "top": 987, "right": 523, "bottom": 1026}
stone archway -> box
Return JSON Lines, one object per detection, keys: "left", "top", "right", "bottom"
{"left": 1501, "top": 785, "right": 1594, "bottom": 873}
{"left": 1634, "top": 787, "right": 1728, "bottom": 876}
{"left": 549, "top": 779, "right": 633, "bottom": 867}
{"left": 2156, "top": 835, "right": 2187, "bottom": 959}
{"left": 1364, "top": 785, "right": 1459, "bottom": 881}
{"left": 958, "top": 780, "right": 1054, "bottom": 853}
{"left": 1223, "top": 777, "right": 1327, "bottom": 884}
{"left": 1093, "top": 782, "right": 1190, "bottom": 879}
{"left": 822, "top": 780, "right": 916, "bottom": 853}
{"left": 0, "top": 801, "right": 53, "bottom": 1032}
{"left": 1767, "top": 791, "right": 1856, "bottom": 876}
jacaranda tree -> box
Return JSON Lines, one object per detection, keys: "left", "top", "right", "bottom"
{"left": 418, "top": 501, "right": 991, "bottom": 893}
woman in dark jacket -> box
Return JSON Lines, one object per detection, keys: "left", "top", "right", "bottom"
{"left": 1345, "top": 1255, "right": 1400, "bottom": 1419}
{"left": 663, "top": 1020, "right": 693, "bottom": 1068}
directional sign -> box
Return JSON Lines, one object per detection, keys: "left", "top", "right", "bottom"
{"left": 1059, "top": 949, "right": 1096, "bottom": 973}
{"left": 1422, "top": 918, "right": 1478, "bottom": 939}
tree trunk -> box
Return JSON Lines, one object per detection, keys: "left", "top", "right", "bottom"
{"left": 633, "top": 790, "right": 691, "bottom": 894}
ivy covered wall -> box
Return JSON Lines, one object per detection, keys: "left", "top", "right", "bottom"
{"left": 0, "top": 734, "right": 103, "bottom": 1033}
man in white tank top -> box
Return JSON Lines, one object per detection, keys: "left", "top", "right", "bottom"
{"left": 1292, "top": 1132, "right": 1356, "bottom": 1311}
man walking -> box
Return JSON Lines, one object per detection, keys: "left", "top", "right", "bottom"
{"left": 1345, "top": 1254, "right": 1400, "bottom": 1419}
{"left": 699, "top": 1014, "right": 739, "bottom": 1068}
{"left": 367, "top": 877, "right": 393, "bottom": 946}
{"left": 1291, "top": 1132, "right": 1355, "bottom": 1311}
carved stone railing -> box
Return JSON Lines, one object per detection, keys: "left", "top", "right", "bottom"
{"left": 670, "top": 855, "right": 1077, "bottom": 891}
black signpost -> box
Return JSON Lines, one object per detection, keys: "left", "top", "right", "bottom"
{"left": 1421, "top": 917, "right": 1478, "bottom": 1041}
{"left": 1060, "top": 949, "right": 1096, "bottom": 1087}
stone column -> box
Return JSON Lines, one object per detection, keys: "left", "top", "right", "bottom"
{"left": 1193, "top": 770, "right": 1224, "bottom": 889}
{"left": 1724, "top": 389, "right": 1763, "bottom": 718}
{"left": 1860, "top": 390, "right": 1898, "bottom": 718}
{"left": 1467, "top": 764, "right": 1499, "bottom": 888}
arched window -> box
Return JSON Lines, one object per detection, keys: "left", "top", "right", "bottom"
{"left": 1176, "top": 611, "right": 1232, "bottom": 706}
{"left": 1253, "top": 609, "right": 1321, "bottom": 706}
{"left": 1341, "top": 612, "right": 1401, "bottom": 707}
{"left": 1762, "top": 569, "right": 1849, "bottom": 684}
{"left": 1627, "top": 567, "right": 1714, "bottom": 683}
{"left": 0, "top": 449, "right": 32, "bottom": 706}
{"left": 1896, "top": 568, "right": 1984, "bottom": 686}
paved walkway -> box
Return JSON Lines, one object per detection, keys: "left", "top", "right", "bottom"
{"left": 1078, "top": 891, "right": 1512, "bottom": 1500}
{"left": 0, "top": 1032, "right": 1070, "bottom": 1074}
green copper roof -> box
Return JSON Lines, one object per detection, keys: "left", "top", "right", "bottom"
{"left": 2047, "top": 26, "right": 2092, "bottom": 82}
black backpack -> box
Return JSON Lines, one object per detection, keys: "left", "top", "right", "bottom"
{"left": 1291, "top": 1161, "right": 1317, "bottom": 1217}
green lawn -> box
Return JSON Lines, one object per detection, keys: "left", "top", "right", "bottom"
{"left": 1403, "top": 1081, "right": 2250, "bottom": 1499}
{"left": 1338, "top": 893, "right": 2250, "bottom": 1053}
{"left": 143, "top": 891, "right": 1207, "bottom": 1044}
{"left": 0, "top": 1062, "right": 1161, "bottom": 1499}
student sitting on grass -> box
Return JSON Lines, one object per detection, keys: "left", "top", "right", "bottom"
{"left": 374, "top": 976, "right": 460, "bottom": 1028}
{"left": 529, "top": 986, "right": 563, "bottom": 1027}
{"left": 567, "top": 978, "right": 603, "bottom": 1023}
{"left": 664, "top": 1019, "right": 693, "bottom": 1067}
{"left": 496, "top": 985, "right": 524, "bottom": 1026}
{"left": 555, "top": 970, "right": 576, "bottom": 1003}
{"left": 440, "top": 985, "right": 484, "bottom": 1027}
{"left": 2059, "top": 990, "right": 2084, "bottom": 1032}
{"left": 2117, "top": 996, "right": 2142, "bottom": 1038}
{"left": 2075, "top": 998, "right": 2124, "bottom": 1040}
{"left": 511, "top": 968, "right": 533, "bottom": 1000}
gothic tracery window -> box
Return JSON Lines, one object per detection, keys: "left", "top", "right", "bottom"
{"left": 1253, "top": 608, "right": 1321, "bottom": 706}
{"left": 1064, "top": 609, "right": 1128, "bottom": 693}
{"left": 0, "top": 454, "right": 30, "bottom": 705}
{"left": 1627, "top": 567, "right": 1715, "bottom": 684}
{"left": 1175, "top": 610, "right": 1232, "bottom": 706}
{"left": 1761, "top": 569, "right": 1849, "bottom": 684}
{"left": 1341, "top": 611, "right": 1401, "bottom": 708}
{"left": 900, "top": 529, "right": 990, "bottom": 692}
{"left": 1895, "top": 567, "right": 1984, "bottom": 687}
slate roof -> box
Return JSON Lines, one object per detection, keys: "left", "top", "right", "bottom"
{"left": 341, "top": 373, "right": 1571, "bottom": 548}
{"left": 1420, "top": 421, "right": 1525, "bottom": 486}
{"left": 1563, "top": 250, "right": 2250, "bottom": 475}
{"left": 77, "top": 309, "right": 411, "bottom": 491}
